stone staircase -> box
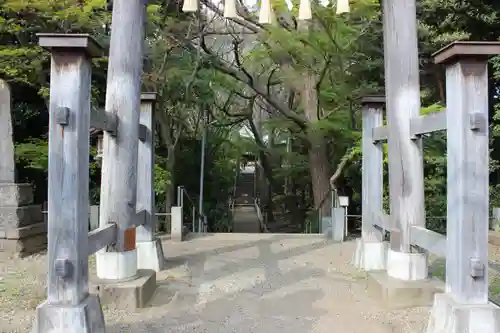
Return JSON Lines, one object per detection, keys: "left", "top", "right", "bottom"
{"left": 232, "top": 170, "right": 261, "bottom": 233}
{"left": 266, "top": 219, "right": 304, "bottom": 233}
{"left": 232, "top": 205, "right": 261, "bottom": 233}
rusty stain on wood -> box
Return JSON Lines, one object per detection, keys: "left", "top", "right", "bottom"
{"left": 123, "top": 227, "right": 136, "bottom": 251}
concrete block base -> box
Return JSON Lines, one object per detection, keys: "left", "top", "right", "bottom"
{"left": 353, "top": 239, "right": 387, "bottom": 271}
{"left": 426, "top": 293, "right": 500, "bottom": 333}
{"left": 387, "top": 248, "right": 428, "bottom": 280}
{"left": 32, "top": 294, "right": 105, "bottom": 333}
{"left": 90, "top": 269, "right": 157, "bottom": 311}
{"left": 96, "top": 249, "right": 137, "bottom": 281}
{"left": 136, "top": 238, "right": 165, "bottom": 272}
{"left": 366, "top": 270, "right": 442, "bottom": 309}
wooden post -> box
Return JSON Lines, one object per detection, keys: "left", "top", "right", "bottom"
{"left": 90, "top": 205, "right": 99, "bottom": 231}
{"left": 34, "top": 33, "right": 105, "bottom": 333}
{"left": 361, "top": 96, "right": 385, "bottom": 242}
{"left": 434, "top": 42, "right": 500, "bottom": 305}
{"left": 96, "top": 0, "right": 146, "bottom": 281}
{"left": 492, "top": 207, "right": 500, "bottom": 231}
{"left": 382, "top": 0, "right": 427, "bottom": 280}
{"left": 136, "top": 93, "right": 165, "bottom": 271}
{"left": 425, "top": 42, "right": 500, "bottom": 333}
{"left": 136, "top": 93, "right": 156, "bottom": 242}
{"left": 354, "top": 96, "right": 387, "bottom": 271}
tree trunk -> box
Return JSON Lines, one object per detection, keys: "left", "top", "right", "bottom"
{"left": 164, "top": 149, "right": 176, "bottom": 213}
{"left": 300, "top": 70, "right": 332, "bottom": 216}
{"left": 308, "top": 138, "right": 332, "bottom": 216}
{"left": 157, "top": 112, "right": 179, "bottom": 231}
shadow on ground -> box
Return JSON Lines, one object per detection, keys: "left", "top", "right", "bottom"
{"left": 106, "top": 234, "right": 348, "bottom": 333}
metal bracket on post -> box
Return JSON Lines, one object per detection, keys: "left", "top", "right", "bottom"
{"left": 469, "top": 112, "right": 486, "bottom": 133}
{"left": 54, "top": 258, "right": 73, "bottom": 280}
{"left": 138, "top": 124, "right": 147, "bottom": 142}
{"left": 469, "top": 258, "right": 485, "bottom": 279}
{"left": 104, "top": 112, "right": 118, "bottom": 137}
{"left": 55, "top": 107, "right": 70, "bottom": 126}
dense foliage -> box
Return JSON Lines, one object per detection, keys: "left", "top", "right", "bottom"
{"left": 2, "top": 0, "right": 500, "bottom": 233}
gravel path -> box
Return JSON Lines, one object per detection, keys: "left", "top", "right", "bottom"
{"left": 1, "top": 234, "right": 435, "bottom": 333}
{"left": 8, "top": 233, "right": 500, "bottom": 332}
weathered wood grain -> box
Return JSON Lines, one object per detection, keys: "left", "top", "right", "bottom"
{"left": 88, "top": 223, "right": 117, "bottom": 256}
{"left": 409, "top": 226, "right": 446, "bottom": 257}
{"left": 97, "top": 0, "right": 146, "bottom": 279}
{"left": 42, "top": 43, "right": 94, "bottom": 305}
{"left": 409, "top": 110, "right": 447, "bottom": 137}
{"left": 444, "top": 58, "right": 489, "bottom": 304}
{"left": 382, "top": 0, "right": 425, "bottom": 253}
{"left": 136, "top": 93, "right": 156, "bottom": 242}
{"left": 89, "top": 205, "right": 99, "bottom": 231}
{"left": 361, "top": 97, "right": 384, "bottom": 242}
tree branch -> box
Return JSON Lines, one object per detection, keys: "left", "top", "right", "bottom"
{"left": 194, "top": 33, "right": 307, "bottom": 129}
{"left": 329, "top": 147, "right": 359, "bottom": 189}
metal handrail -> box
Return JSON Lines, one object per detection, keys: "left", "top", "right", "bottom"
{"left": 254, "top": 198, "right": 268, "bottom": 233}
{"left": 177, "top": 185, "right": 207, "bottom": 232}
{"left": 231, "top": 163, "right": 239, "bottom": 211}
{"left": 227, "top": 163, "right": 239, "bottom": 218}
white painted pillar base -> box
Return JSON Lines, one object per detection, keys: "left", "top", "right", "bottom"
{"left": 96, "top": 249, "right": 138, "bottom": 281}
{"left": 136, "top": 238, "right": 165, "bottom": 272}
{"left": 387, "top": 248, "right": 427, "bottom": 281}
{"left": 353, "top": 239, "right": 387, "bottom": 271}
{"left": 426, "top": 293, "right": 500, "bottom": 333}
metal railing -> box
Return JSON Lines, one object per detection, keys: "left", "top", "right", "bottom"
{"left": 254, "top": 198, "right": 268, "bottom": 233}
{"left": 229, "top": 163, "right": 239, "bottom": 215}
{"left": 177, "top": 185, "right": 207, "bottom": 233}
{"left": 42, "top": 184, "right": 207, "bottom": 236}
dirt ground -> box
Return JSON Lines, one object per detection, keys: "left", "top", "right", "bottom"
{"left": 0, "top": 234, "right": 499, "bottom": 333}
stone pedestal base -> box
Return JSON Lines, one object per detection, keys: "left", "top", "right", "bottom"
{"left": 353, "top": 239, "right": 387, "bottom": 271}
{"left": 387, "top": 248, "right": 428, "bottom": 280}
{"left": 32, "top": 294, "right": 105, "bottom": 333}
{"left": 136, "top": 238, "right": 165, "bottom": 272}
{"left": 367, "top": 270, "right": 441, "bottom": 309}
{"left": 96, "top": 249, "right": 137, "bottom": 281}
{"left": 0, "top": 183, "right": 46, "bottom": 257}
{"left": 426, "top": 293, "right": 500, "bottom": 333}
{"left": 90, "top": 269, "right": 157, "bottom": 311}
